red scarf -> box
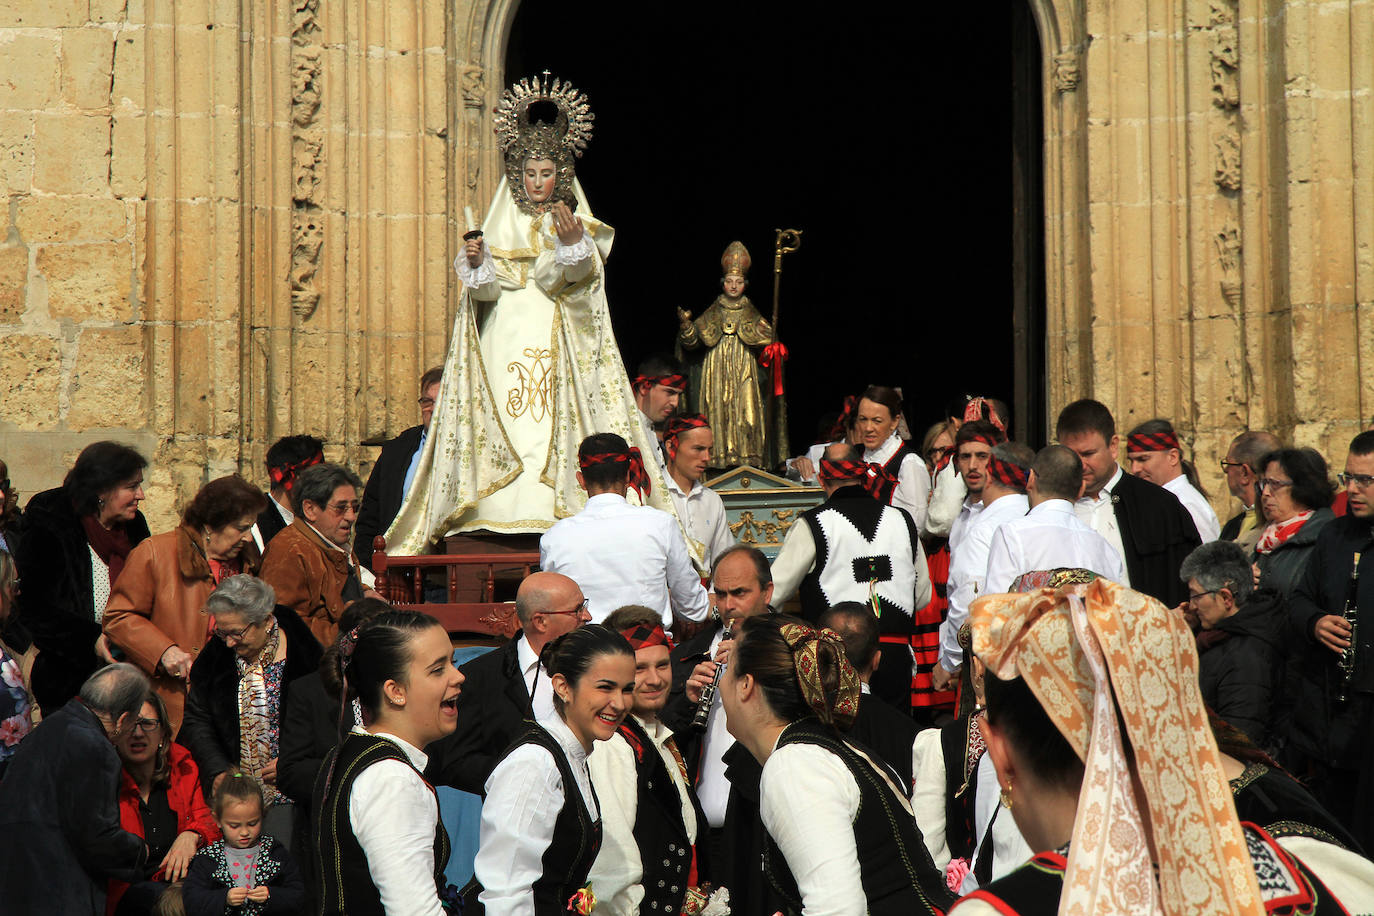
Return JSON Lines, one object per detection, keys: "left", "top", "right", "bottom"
{"left": 581, "top": 449, "right": 651, "bottom": 500}
{"left": 818, "top": 458, "right": 896, "bottom": 502}
{"left": 1255, "top": 510, "right": 1314, "bottom": 555}
{"left": 81, "top": 514, "right": 134, "bottom": 584}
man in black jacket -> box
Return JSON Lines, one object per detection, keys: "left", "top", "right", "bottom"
{"left": 0, "top": 663, "right": 149, "bottom": 916}
{"left": 253, "top": 435, "right": 324, "bottom": 549}
{"left": 1287, "top": 430, "right": 1374, "bottom": 847}
{"left": 1219, "top": 430, "right": 1281, "bottom": 542}
{"left": 427, "top": 571, "right": 589, "bottom": 794}
{"left": 1056, "top": 399, "right": 1200, "bottom": 606}
{"left": 355, "top": 366, "right": 442, "bottom": 570}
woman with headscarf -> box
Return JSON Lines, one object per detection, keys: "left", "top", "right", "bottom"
{"left": 720, "top": 612, "right": 954, "bottom": 914}
{"left": 14, "top": 441, "right": 150, "bottom": 711}
{"left": 950, "top": 573, "right": 1374, "bottom": 914}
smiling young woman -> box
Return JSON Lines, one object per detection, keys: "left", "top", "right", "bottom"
{"left": 470, "top": 624, "right": 635, "bottom": 916}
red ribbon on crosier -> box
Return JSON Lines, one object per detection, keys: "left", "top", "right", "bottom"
{"left": 759, "top": 342, "right": 789, "bottom": 395}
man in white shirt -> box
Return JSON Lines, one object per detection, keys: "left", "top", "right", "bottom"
{"left": 632, "top": 355, "right": 686, "bottom": 470}
{"left": 946, "top": 421, "right": 1006, "bottom": 554}
{"left": 541, "top": 433, "right": 709, "bottom": 627}
{"left": 1057, "top": 399, "right": 1201, "bottom": 606}
{"left": 1125, "top": 418, "right": 1221, "bottom": 543}
{"left": 588, "top": 605, "right": 710, "bottom": 916}
{"left": 984, "top": 444, "right": 1126, "bottom": 594}
{"left": 663, "top": 414, "right": 734, "bottom": 574}
{"left": 934, "top": 442, "right": 1032, "bottom": 691}
{"left": 427, "top": 571, "right": 590, "bottom": 794}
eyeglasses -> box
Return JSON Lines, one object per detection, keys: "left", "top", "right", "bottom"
{"left": 540, "top": 598, "right": 589, "bottom": 618}
{"left": 325, "top": 500, "right": 362, "bottom": 514}
{"left": 417, "top": 397, "right": 436, "bottom": 409}
{"left": 1187, "top": 588, "right": 1224, "bottom": 605}
{"left": 129, "top": 717, "right": 162, "bottom": 734}
{"left": 926, "top": 446, "right": 952, "bottom": 463}
{"left": 1256, "top": 477, "right": 1293, "bottom": 491}
{"left": 213, "top": 621, "right": 258, "bottom": 643}
{"left": 1338, "top": 472, "right": 1374, "bottom": 489}
{"left": 1218, "top": 459, "right": 1246, "bottom": 472}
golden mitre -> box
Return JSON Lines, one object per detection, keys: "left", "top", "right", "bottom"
{"left": 721, "top": 241, "right": 751, "bottom": 279}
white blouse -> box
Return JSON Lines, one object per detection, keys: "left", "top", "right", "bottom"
{"left": 89, "top": 545, "right": 110, "bottom": 622}
{"left": 476, "top": 713, "right": 598, "bottom": 916}
{"left": 864, "top": 433, "right": 930, "bottom": 534}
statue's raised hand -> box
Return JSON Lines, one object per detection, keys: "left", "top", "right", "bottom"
{"left": 677, "top": 306, "right": 693, "bottom": 330}
{"left": 463, "top": 237, "right": 484, "bottom": 268}
{"left": 552, "top": 201, "right": 584, "bottom": 246}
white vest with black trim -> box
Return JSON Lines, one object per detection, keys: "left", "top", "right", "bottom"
{"left": 799, "top": 486, "right": 919, "bottom": 632}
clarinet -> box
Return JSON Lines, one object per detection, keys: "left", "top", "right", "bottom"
{"left": 690, "top": 622, "right": 734, "bottom": 731}
{"left": 1337, "top": 551, "right": 1362, "bottom": 703}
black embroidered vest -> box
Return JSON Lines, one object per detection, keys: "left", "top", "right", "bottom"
{"left": 313, "top": 733, "right": 450, "bottom": 916}
{"left": 761, "top": 719, "right": 955, "bottom": 915}
{"left": 617, "top": 716, "right": 697, "bottom": 915}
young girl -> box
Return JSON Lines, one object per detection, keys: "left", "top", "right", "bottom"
{"left": 311, "top": 609, "right": 464, "bottom": 916}
{"left": 470, "top": 624, "right": 636, "bottom": 915}
{"left": 182, "top": 773, "right": 305, "bottom": 916}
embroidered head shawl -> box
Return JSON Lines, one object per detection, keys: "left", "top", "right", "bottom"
{"left": 777, "top": 622, "right": 861, "bottom": 729}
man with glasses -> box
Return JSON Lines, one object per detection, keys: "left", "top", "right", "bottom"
{"left": 1218, "top": 430, "right": 1281, "bottom": 542}
{"left": 354, "top": 366, "right": 442, "bottom": 571}
{"left": 260, "top": 462, "right": 372, "bottom": 645}
{"left": 426, "top": 571, "right": 590, "bottom": 795}
{"left": 1287, "top": 430, "right": 1374, "bottom": 847}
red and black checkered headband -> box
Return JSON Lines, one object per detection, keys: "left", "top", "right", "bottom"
{"left": 1127, "top": 431, "right": 1180, "bottom": 453}
{"left": 621, "top": 623, "right": 674, "bottom": 651}
{"left": 580, "top": 449, "right": 652, "bottom": 499}
{"left": 964, "top": 433, "right": 1000, "bottom": 450}
{"left": 818, "top": 458, "right": 894, "bottom": 500}
{"left": 664, "top": 414, "right": 709, "bottom": 449}
{"left": 825, "top": 395, "right": 860, "bottom": 443}
{"left": 986, "top": 455, "right": 1029, "bottom": 489}
{"left": 268, "top": 450, "right": 323, "bottom": 491}
{"left": 634, "top": 374, "right": 686, "bottom": 391}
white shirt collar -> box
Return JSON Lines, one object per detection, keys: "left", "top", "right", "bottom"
{"left": 539, "top": 709, "right": 590, "bottom": 765}
{"left": 517, "top": 634, "right": 541, "bottom": 676}
{"left": 664, "top": 474, "right": 704, "bottom": 499}
{"left": 272, "top": 496, "right": 294, "bottom": 524}
{"left": 1083, "top": 466, "right": 1124, "bottom": 505}
{"left": 864, "top": 432, "right": 903, "bottom": 465}
{"left": 1029, "top": 498, "right": 1077, "bottom": 517}
{"left": 585, "top": 492, "right": 628, "bottom": 511}
{"left": 305, "top": 519, "right": 353, "bottom": 559}
{"left": 350, "top": 726, "right": 429, "bottom": 771}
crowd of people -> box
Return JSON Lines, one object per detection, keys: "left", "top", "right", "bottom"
{"left": 1, "top": 370, "right": 1374, "bottom": 916}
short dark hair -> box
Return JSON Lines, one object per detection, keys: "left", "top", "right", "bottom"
{"left": 578, "top": 433, "right": 632, "bottom": 489}
{"left": 212, "top": 771, "right": 265, "bottom": 819}
{"left": 1056, "top": 398, "right": 1116, "bottom": 443}
{"left": 858, "top": 385, "right": 902, "bottom": 420}
{"left": 1230, "top": 430, "right": 1282, "bottom": 474}
{"left": 1032, "top": 445, "right": 1084, "bottom": 500}
{"left": 983, "top": 673, "right": 1085, "bottom": 793}
{"left": 819, "top": 602, "right": 879, "bottom": 674}
{"left": 63, "top": 441, "right": 148, "bottom": 517}
{"left": 602, "top": 604, "right": 662, "bottom": 634}
{"left": 955, "top": 420, "right": 1006, "bottom": 450}
{"left": 181, "top": 475, "right": 269, "bottom": 530}
{"left": 1259, "top": 447, "right": 1334, "bottom": 511}
{"left": 419, "top": 366, "right": 443, "bottom": 393}
{"left": 1179, "top": 540, "right": 1254, "bottom": 606}
{"left": 1351, "top": 431, "right": 1374, "bottom": 458}
{"left": 291, "top": 462, "right": 363, "bottom": 516}
{"left": 711, "top": 544, "right": 772, "bottom": 588}
{"left": 539, "top": 624, "right": 634, "bottom": 713}
{"left": 635, "top": 354, "right": 684, "bottom": 388}
{"left": 264, "top": 435, "right": 324, "bottom": 475}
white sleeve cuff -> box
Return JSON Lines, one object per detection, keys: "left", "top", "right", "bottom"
{"left": 454, "top": 244, "right": 496, "bottom": 287}
{"left": 554, "top": 231, "right": 594, "bottom": 267}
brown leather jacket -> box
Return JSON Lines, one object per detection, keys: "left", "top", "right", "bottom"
{"left": 103, "top": 525, "right": 261, "bottom": 735}
{"left": 258, "top": 518, "right": 353, "bottom": 647}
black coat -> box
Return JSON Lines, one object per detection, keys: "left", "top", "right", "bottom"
{"left": 0, "top": 699, "right": 146, "bottom": 915}
{"left": 1287, "top": 514, "right": 1374, "bottom": 767}
{"left": 1254, "top": 508, "right": 1335, "bottom": 599}
{"left": 13, "top": 487, "right": 150, "bottom": 711}
{"left": 1220, "top": 509, "right": 1247, "bottom": 542}
{"left": 355, "top": 425, "right": 424, "bottom": 569}
{"left": 179, "top": 604, "right": 323, "bottom": 793}
{"left": 1198, "top": 588, "right": 1287, "bottom": 747}
{"left": 277, "top": 668, "right": 341, "bottom": 809}
{"left": 426, "top": 638, "right": 533, "bottom": 794}
{"left": 846, "top": 692, "right": 919, "bottom": 790}
{"left": 1110, "top": 472, "right": 1201, "bottom": 607}
{"left": 182, "top": 836, "right": 305, "bottom": 916}
{"left": 254, "top": 501, "right": 290, "bottom": 549}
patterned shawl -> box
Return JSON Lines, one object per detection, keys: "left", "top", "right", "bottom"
{"left": 969, "top": 577, "right": 1264, "bottom": 916}
{"left": 237, "top": 620, "right": 284, "bottom": 806}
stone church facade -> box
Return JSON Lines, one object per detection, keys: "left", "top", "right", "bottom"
{"left": 0, "top": 0, "right": 1369, "bottom": 528}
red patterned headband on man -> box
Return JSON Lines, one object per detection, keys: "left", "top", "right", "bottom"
{"left": 268, "top": 450, "right": 324, "bottom": 492}
{"left": 986, "top": 455, "right": 1029, "bottom": 490}
{"left": 580, "top": 448, "right": 652, "bottom": 499}
{"left": 963, "top": 433, "right": 1000, "bottom": 450}
{"left": 621, "top": 623, "right": 674, "bottom": 651}
{"left": 634, "top": 374, "right": 686, "bottom": 392}
{"left": 1127, "top": 431, "right": 1181, "bottom": 454}
{"left": 819, "top": 458, "right": 895, "bottom": 501}
{"left": 664, "top": 414, "right": 710, "bottom": 449}
{"left": 825, "top": 395, "right": 859, "bottom": 443}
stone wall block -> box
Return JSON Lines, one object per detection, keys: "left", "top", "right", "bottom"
{"left": 16, "top": 196, "right": 127, "bottom": 244}
{"left": 33, "top": 113, "right": 111, "bottom": 196}
{"left": 0, "top": 112, "right": 35, "bottom": 192}
{"left": 61, "top": 27, "right": 116, "bottom": 109}
{"left": 90, "top": 0, "right": 129, "bottom": 22}
{"left": 38, "top": 241, "right": 132, "bottom": 322}
{"left": 172, "top": 323, "right": 210, "bottom": 434}
{"left": 0, "top": 34, "right": 61, "bottom": 109}
{"left": 0, "top": 0, "right": 89, "bottom": 29}
{"left": 111, "top": 29, "right": 146, "bottom": 111}
{"left": 68, "top": 326, "right": 149, "bottom": 431}
{"left": 110, "top": 114, "right": 146, "bottom": 197}
{"left": 0, "top": 243, "right": 28, "bottom": 322}
{"left": 0, "top": 334, "right": 63, "bottom": 429}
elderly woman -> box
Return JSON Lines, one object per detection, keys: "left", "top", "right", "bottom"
{"left": 179, "top": 575, "right": 321, "bottom": 848}
{"left": 108, "top": 691, "right": 218, "bottom": 916}
{"left": 14, "top": 441, "right": 151, "bottom": 712}
{"left": 1179, "top": 541, "right": 1286, "bottom": 748}
{"left": 0, "top": 548, "right": 40, "bottom": 776}
{"left": 103, "top": 476, "right": 268, "bottom": 735}
{"left": 1252, "top": 447, "right": 1335, "bottom": 597}
{"left": 951, "top": 576, "right": 1374, "bottom": 914}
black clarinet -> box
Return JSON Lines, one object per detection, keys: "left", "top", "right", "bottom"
{"left": 1337, "top": 551, "right": 1362, "bottom": 703}
{"left": 690, "top": 622, "right": 734, "bottom": 731}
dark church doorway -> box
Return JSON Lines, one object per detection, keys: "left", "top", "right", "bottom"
{"left": 506, "top": 1, "right": 1046, "bottom": 452}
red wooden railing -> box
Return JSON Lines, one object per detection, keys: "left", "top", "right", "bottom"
{"left": 371, "top": 536, "right": 538, "bottom": 639}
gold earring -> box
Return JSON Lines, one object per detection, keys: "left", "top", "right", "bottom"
{"left": 1000, "top": 781, "right": 1014, "bottom": 809}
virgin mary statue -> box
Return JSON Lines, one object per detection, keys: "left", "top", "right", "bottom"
{"left": 385, "top": 74, "right": 678, "bottom": 554}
